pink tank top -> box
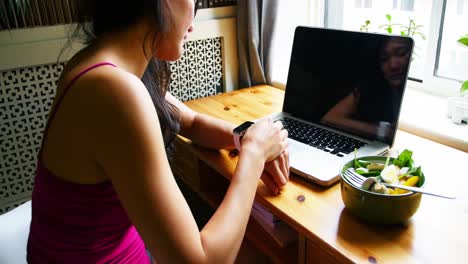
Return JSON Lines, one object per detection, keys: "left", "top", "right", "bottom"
{"left": 27, "top": 62, "right": 151, "bottom": 263}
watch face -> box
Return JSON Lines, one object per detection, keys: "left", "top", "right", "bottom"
{"left": 233, "top": 121, "right": 254, "bottom": 135}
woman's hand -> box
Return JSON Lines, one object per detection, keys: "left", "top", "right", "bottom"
{"left": 241, "top": 117, "right": 288, "bottom": 174}
{"left": 261, "top": 149, "right": 290, "bottom": 195}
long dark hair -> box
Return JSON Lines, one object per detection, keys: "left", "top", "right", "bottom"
{"left": 70, "top": 0, "right": 189, "bottom": 154}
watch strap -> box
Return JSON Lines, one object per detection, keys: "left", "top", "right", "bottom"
{"left": 234, "top": 133, "right": 242, "bottom": 151}
{"left": 233, "top": 121, "right": 254, "bottom": 151}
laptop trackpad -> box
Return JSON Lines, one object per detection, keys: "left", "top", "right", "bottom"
{"left": 288, "top": 140, "right": 342, "bottom": 182}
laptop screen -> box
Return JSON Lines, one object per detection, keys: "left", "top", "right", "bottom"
{"left": 283, "top": 26, "right": 413, "bottom": 146}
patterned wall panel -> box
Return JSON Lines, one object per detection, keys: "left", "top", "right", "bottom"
{"left": 170, "top": 37, "right": 224, "bottom": 101}
{"left": 0, "top": 62, "right": 65, "bottom": 214}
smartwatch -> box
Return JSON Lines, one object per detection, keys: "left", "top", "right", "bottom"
{"left": 233, "top": 121, "right": 254, "bottom": 151}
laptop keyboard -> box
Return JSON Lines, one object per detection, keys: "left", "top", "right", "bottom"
{"left": 279, "top": 117, "right": 367, "bottom": 157}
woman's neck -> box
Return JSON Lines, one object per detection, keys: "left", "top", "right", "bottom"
{"left": 95, "top": 20, "right": 153, "bottom": 78}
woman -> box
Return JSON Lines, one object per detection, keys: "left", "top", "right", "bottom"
{"left": 27, "top": 0, "right": 289, "bottom": 263}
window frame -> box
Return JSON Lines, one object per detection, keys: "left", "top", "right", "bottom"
{"left": 323, "top": 0, "right": 462, "bottom": 97}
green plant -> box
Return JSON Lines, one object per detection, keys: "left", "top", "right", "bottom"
{"left": 459, "top": 34, "right": 468, "bottom": 46}
{"left": 400, "top": 18, "right": 426, "bottom": 40}
{"left": 459, "top": 34, "right": 468, "bottom": 94}
{"left": 462, "top": 81, "right": 468, "bottom": 94}
{"left": 378, "top": 14, "right": 400, "bottom": 34}
{"left": 359, "top": 14, "right": 426, "bottom": 40}
{"left": 360, "top": 20, "right": 371, "bottom": 32}
{"left": 359, "top": 14, "right": 426, "bottom": 60}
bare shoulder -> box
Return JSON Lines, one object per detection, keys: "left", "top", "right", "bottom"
{"left": 77, "top": 66, "right": 155, "bottom": 121}
{"left": 85, "top": 66, "right": 148, "bottom": 103}
{"left": 74, "top": 66, "right": 161, "bottom": 158}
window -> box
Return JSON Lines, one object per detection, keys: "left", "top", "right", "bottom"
{"left": 436, "top": 0, "right": 468, "bottom": 82}
{"left": 271, "top": 0, "right": 325, "bottom": 88}
{"left": 324, "top": 0, "right": 468, "bottom": 96}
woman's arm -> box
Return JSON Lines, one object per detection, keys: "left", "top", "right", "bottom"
{"left": 91, "top": 72, "right": 287, "bottom": 263}
{"left": 166, "top": 92, "right": 235, "bottom": 149}
{"left": 166, "top": 92, "right": 290, "bottom": 194}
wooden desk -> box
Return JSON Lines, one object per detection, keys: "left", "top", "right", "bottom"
{"left": 171, "top": 85, "right": 468, "bottom": 264}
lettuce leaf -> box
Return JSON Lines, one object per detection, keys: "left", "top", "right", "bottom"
{"left": 393, "top": 149, "right": 414, "bottom": 168}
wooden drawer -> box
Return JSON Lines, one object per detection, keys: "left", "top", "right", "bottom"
{"left": 306, "top": 240, "right": 341, "bottom": 264}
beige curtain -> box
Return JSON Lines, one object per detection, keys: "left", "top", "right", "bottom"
{"left": 237, "top": 0, "right": 279, "bottom": 88}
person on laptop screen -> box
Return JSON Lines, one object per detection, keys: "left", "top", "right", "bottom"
{"left": 321, "top": 36, "right": 412, "bottom": 142}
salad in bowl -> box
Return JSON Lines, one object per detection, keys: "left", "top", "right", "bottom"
{"left": 340, "top": 149, "right": 426, "bottom": 224}
{"left": 349, "top": 149, "right": 425, "bottom": 195}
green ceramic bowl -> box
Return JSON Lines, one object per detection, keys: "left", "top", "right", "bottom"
{"left": 340, "top": 156, "right": 425, "bottom": 225}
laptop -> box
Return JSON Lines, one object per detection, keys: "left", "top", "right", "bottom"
{"left": 267, "top": 26, "right": 414, "bottom": 186}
